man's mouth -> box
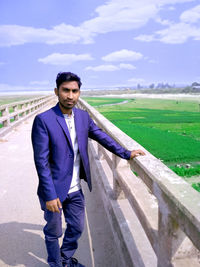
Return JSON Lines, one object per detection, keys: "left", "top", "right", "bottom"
{"left": 65, "top": 101, "right": 74, "bottom": 105}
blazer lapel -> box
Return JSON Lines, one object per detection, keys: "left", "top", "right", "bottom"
{"left": 74, "top": 108, "right": 83, "bottom": 149}
{"left": 53, "top": 103, "right": 73, "bottom": 149}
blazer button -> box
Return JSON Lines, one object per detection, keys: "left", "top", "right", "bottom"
{"left": 69, "top": 154, "right": 73, "bottom": 158}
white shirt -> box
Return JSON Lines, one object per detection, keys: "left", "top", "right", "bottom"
{"left": 63, "top": 112, "right": 81, "bottom": 194}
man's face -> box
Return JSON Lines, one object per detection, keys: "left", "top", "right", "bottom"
{"left": 54, "top": 81, "right": 80, "bottom": 113}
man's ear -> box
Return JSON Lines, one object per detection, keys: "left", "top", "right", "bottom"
{"left": 54, "top": 88, "right": 58, "bottom": 96}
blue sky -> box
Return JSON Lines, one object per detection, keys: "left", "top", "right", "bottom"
{"left": 0, "top": 0, "right": 200, "bottom": 92}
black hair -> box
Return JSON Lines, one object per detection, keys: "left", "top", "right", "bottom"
{"left": 56, "top": 72, "right": 82, "bottom": 89}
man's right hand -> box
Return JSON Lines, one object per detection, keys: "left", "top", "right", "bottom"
{"left": 46, "top": 198, "right": 62, "bottom": 213}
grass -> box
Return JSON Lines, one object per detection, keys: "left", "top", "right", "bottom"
{"left": 0, "top": 95, "right": 44, "bottom": 128}
{"left": 192, "top": 183, "right": 200, "bottom": 192}
{"left": 2, "top": 95, "right": 200, "bottom": 192}
{"left": 82, "top": 97, "right": 130, "bottom": 106}
{"left": 0, "top": 95, "right": 43, "bottom": 106}
{"left": 112, "top": 121, "right": 199, "bottom": 162}
{"left": 84, "top": 96, "right": 200, "bottom": 165}
{"left": 170, "top": 165, "right": 200, "bottom": 177}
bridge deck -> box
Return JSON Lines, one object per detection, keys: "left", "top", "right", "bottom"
{"left": 0, "top": 105, "right": 121, "bottom": 267}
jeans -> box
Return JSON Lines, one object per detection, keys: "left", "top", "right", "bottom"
{"left": 42, "top": 190, "right": 85, "bottom": 267}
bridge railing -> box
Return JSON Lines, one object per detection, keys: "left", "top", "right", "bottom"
{"left": 77, "top": 98, "right": 200, "bottom": 267}
{"left": 0, "top": 95, "right": 55, "bottom": 137}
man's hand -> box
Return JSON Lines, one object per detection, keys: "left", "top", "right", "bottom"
{"left": 130, "top": 149, "right": 146, "bottom": 159}
{"left": 46, "top": 198, "right": 62, "bottom": 213}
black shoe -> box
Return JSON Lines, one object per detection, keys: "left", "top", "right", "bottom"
{"left": 63, "top": 257, "right": 85, "bottom": 267}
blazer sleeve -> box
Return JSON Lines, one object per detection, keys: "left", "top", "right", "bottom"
{"left": 31, "top": 115, "right": 57, "bottom": 201}
{"left": 87, "top": 114, "right": 131, "bottom": 160}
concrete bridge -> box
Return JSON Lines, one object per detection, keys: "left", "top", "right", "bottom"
{"left": 0, "top": 96, "right": 200, "bottom": 267}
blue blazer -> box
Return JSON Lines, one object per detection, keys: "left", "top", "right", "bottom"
{"left": 31, "top": 103, "right": 131, "bottom": 202}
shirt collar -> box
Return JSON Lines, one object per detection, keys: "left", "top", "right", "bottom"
{"left": 63, "top": 110, "right": 74, "bottom": 119}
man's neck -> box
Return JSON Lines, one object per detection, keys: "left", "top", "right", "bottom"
{"left": 59, "top": 103, "right": 72, "bottom": 116}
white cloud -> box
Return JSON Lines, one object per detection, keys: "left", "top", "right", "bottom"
{"left": 81, "top": 0, "right": 158, "bottom": 35}
{"left": 134, "top": 34, "right": 156, "bottom": 42}
{"left": 156, "top": 22, "right": 200, "bottom": 43}
{"left": 102, "top": 49, "right": 143, "bottom": 62}
{"left": 155, "top": 17, "right": 172, "bottom": 26}
{"left": 135, "top": 22, "right": 200, "bottom": 44}
{"left": 0, "top": 24, "right": 85, "bottom": 47}
{"left": 85, "top": 64, "right": 119, "bottom": 71}
{"left": 85, "top": 62, "right": 136, "bottom": 71}
{"left": 180, "top": 4, "right": 200, "bottom": 23}
{"left": 83, "top": 0, "right": 195, "bottom": 38}
{"left": 0, "top": 0, "right": 196, "bottom": 46}
{"left": 119, "top": 63, "right": 136, "bottom": 70}
{"left": 135, "top": 3, "right": 200, "bottom": 44}
{"left": 38, "top": 53, "right": 93, "bottom": 65}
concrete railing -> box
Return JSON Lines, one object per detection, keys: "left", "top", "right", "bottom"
{"left": 77, "top": 98, "right": 200, "bottom": 267}
{"left": 0, "top": 95, "right": 55, "bottom": 137}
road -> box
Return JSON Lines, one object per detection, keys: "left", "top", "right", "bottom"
{"left": 0, "top": 104, "right": 121, "bottom": 267}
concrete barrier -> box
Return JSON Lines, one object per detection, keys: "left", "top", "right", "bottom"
{"left": 0, "top": 95, "right": 55, "bottom": 137}
{"left": 77, "top": 98, "right": 200, "bottom": 267}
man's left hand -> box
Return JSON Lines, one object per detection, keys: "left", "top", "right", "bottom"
{"left": 130, "top": 149, "right": 146, "bottom": 159}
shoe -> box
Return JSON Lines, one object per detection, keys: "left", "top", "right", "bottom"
{"left": 63, "top": 257, "right": 85, "bottom": 267}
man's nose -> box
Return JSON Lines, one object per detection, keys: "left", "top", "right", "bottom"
{"left": 68, "top": 90, "right": 73, "bottom": 99}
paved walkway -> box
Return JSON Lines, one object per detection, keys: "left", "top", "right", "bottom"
{"left": 0, "top": 104, "right": 121, "bottom": 267}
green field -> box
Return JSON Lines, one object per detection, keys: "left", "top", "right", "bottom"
{"left": 0, "top": 95, "right": 43, "bottom": 106}
{"left": 82, "top": 97, "right": 200, "bottom": 180}
{"left": 0, "top": 95, "right": 45, "bottom": 128}
{"left": 1, "top": 95, "right": 200, "bottom": 189}
{"left": 82, "top": 97, "right": 130, "bottom": 106}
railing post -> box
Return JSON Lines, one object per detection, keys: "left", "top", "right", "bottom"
{"left": 13, "top": 105, "right": 18, "bottom": 112}
{"left": 157, "top": 207, "right": 178, "bottom": 266}
{"left": 77, "top": 98, "right": 200, "bottom": 266}
{"left": 0, "top": 96, "right": 54, "bottom": 136}
{"left": 14, "top": 114, "right": 19, "bottom": 121}
{"left": 2, "top": 107, "right": 9, "bottom": 117}
{"left": 97, "top": 143, "right": 104, "bottom": 160}
{"left": 156, "top": 184, "right": 193, "bottom": 267}
{"left": 21, "top": 111, "right": 26, "bottom": 117}
{"left": 2, "top": 107, "right": 10, "bottom": 127}
{"left": 112, "top": 154, "right": 126, "bottom": 200}
{"left": 3, "top": 118, "right": 10, "bottom": 127}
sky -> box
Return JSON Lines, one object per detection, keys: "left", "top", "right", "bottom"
{"left": 0, "top": 0, "right": 200, "bottom": 92}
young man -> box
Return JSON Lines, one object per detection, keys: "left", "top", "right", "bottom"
{"left": 31, "top": 72, "right": 145, "bottom": 267}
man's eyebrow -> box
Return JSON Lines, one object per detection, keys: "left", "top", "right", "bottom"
{"left": 62, "top": 87, "right": 79, "bottom": 90}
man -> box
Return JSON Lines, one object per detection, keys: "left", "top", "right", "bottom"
{"left": 31, "top": 72, "right": 145, "bottom": 267}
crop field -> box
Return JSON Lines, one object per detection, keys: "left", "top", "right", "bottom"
{"left": 82, "top": 97, "right": 130, "bottom": 106}
{"left": 82, "top": 97, "right": 200, "bottom": 183}
{"left": 0, "top": 95, "right": 45, "bottom": 128}
{"left": 0, "top": 95, "right": 43, "bottom": 106}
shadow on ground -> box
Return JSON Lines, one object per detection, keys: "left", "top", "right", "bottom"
{"left": 0, "top": 221, "right": 48, "bottom": 266}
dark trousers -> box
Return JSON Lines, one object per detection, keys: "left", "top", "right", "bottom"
{"left": 42, "top": 190, "right": 85, "bottom": 267}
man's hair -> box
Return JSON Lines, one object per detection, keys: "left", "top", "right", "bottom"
{"left": 56, "top": 72, "right": 82, "bottom": 89}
